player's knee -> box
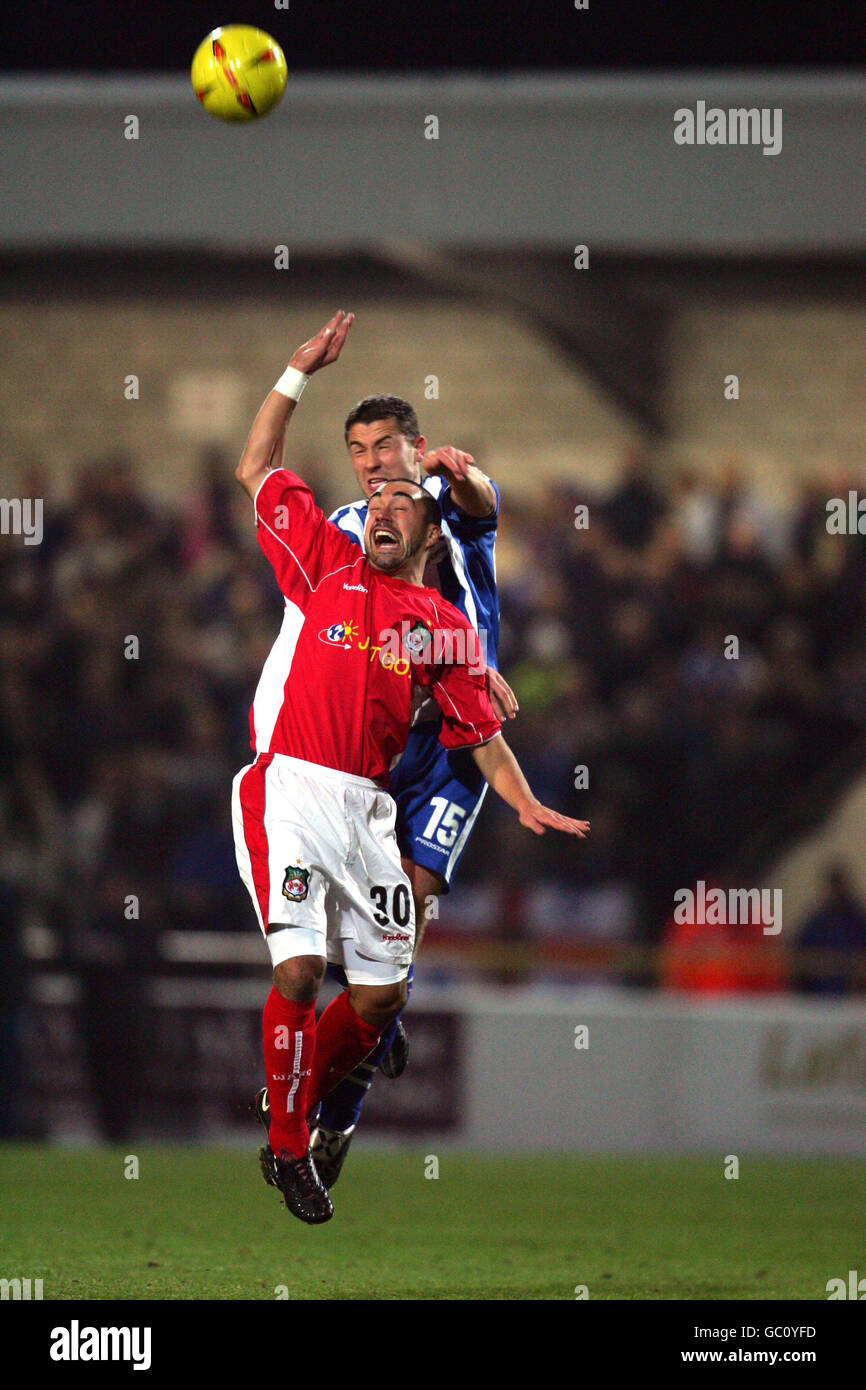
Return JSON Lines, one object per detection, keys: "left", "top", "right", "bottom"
{"left": 387, "top": 977, "right": 409, "bottom": 1017}
{"left": 273, "top": 953, "right": 325, "bottom": 1002}
{"left": 350, "top": 978, "right": 406, "bottom": 1027}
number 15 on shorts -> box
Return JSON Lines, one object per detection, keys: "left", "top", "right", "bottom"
{"left": 422, "top": 796, "right": 467, "bottom": 848}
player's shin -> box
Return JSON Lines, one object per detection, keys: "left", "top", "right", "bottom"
{"left": 262, "top": 987, "right": 316, "bottom": 1158}
{"left": 370, "top": 957, "right": 414, "bottom": 1076}
{"left": 307, "top": 990, "right": 382, "bottom": 1113}
{"left": 318, "top": 963, "right": 414, "bottom": 1130}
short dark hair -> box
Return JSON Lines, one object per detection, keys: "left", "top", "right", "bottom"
{"left": 372, "top": 477, "right": 441, "bottom": 530}
{"left": 344, "top": 395, "right": 420, "bottom": 444}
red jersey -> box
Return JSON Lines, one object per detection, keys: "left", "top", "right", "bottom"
{"left": 249, "top": 468, "right": 501, "bottom": 783}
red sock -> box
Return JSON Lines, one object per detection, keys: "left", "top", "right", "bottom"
{"left": 262, "top": 988, "right": 316, "bottom": 1158}
{"left": 308, "top": 990, "right": 381, "bottom": 1114}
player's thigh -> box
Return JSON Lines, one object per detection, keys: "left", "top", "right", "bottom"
{"left": 232, "top": 756, "right": 338, "bottom": 962}
{"left": 401, "top": 858, "right": 446, "bottom": 954}
{"left": 329, "top": 787, "right": 415, "bottom": 978}
{"left": 392, "top": 735, "right": 488, "bottom": 896}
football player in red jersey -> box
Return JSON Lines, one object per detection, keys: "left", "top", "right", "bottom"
{"left": 232, "top": 312, "right": 588, "bottom": 1223}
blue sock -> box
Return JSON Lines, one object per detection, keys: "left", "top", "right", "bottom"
{"left": 317, "top": 964, "right": 414, "bottom": 1132}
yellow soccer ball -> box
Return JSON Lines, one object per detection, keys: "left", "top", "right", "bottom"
{"left": 191, "top": 25, "right": 287, "bottom": 122}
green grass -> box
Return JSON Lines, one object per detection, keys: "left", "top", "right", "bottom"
{"left": 2, "top": 1146, "right": 864, "bottom": 1300}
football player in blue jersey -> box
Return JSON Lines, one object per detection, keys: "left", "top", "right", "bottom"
{"left": 254, "top": 362, "right": 518, "bottom": 1185}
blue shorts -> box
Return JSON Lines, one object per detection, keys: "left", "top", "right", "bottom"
{"left": 390, "top": 720, "right": 489, "bottom": 891}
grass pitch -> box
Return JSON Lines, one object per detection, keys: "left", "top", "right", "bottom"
{"left": 2, "top": 1146, "right": 863, "bottom": 1300}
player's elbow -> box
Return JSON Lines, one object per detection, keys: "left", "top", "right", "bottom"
{"left": 235, "top": 454, "right": 256, "bottom": 487}
{"left": 235, "top": 454, "right": 265, "bottom": 497}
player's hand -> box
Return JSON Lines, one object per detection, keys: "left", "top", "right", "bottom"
{"left": 289, "top": 310, "right": 354, "bottom": 375}
{"left": 422, "top": 446, "right": 476, "bottom": 482}
{"left": 518, "top": 801, "right": 590, "bottom": 837}
{"left": 487, "top": 667, "right": 519, "bottom": 722}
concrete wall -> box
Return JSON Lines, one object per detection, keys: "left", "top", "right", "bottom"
{"left": 3, "top": 291, "right": 864, "bottom": 505}
{"left": 660, "top": 302, "right": 866, "bottom": 497}
{"left": 1, "top": 74, "right": 864, "bottom": 253}
{"left": 457, "top": 990, "right": 866, "bottom": 1155}
{"left": 0, "top": 296, "right": 639, "bottom": 502}
{"left": 29, "top": 972, "right": 866, "bottom": 1154}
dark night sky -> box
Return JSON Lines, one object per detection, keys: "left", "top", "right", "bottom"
{"left": 0, "top": 0, "right": 862, "bottom": 72}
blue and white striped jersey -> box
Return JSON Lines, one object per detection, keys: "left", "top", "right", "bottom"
{"left": 329, "top": 474, "right": 501, "bottom": 668}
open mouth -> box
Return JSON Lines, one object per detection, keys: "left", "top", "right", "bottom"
{"left": 372, "top": 526, "right": 400, "bottom": 550}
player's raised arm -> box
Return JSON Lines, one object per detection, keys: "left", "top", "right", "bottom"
{"left": 235, "top": 309, "right": 354, "bottom": 500}
{"left": 471, "top": 734, "right": 590, "bottom": 837}
{"left": 421, "top": 445, "right": 497, "bottom": 518}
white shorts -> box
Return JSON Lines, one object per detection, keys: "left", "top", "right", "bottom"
{"left": 232, "top": 753, "right": 415, "bottom": 985}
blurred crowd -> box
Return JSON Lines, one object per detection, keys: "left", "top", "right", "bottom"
{"left": 474, "top": 450, "right": 866, "bottom": 961}
{"left": 2, "top": 442, "right": 866, "bottom": 1047}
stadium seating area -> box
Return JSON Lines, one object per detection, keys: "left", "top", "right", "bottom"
{"left": 3, "top": 434, "right": 866, "bottom": 986}
{"left": 4, "top": 275, "right": 866, "bottom": 1144}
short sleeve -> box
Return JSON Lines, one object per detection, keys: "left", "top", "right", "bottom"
{"left": 413, "top": 612, "right": 501, "bottom": 749}
{"left": 254, "top": 469, "right": 360, "bottom": 602}
{"left": 438, "top": 478, "right": 500, "bottom": 540}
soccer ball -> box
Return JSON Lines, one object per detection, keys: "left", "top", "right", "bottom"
{"left": 191, "top": 26, "right": 288, "bottom": 122}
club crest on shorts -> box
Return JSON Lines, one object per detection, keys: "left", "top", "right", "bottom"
{"left": 282, "top": 865, "right": 310, "bottom": 902}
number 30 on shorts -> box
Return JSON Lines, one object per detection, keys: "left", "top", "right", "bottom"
{"left": 369, "top": 883, "right": 412, "bottom": 927}
{"left": 421, "top": 796, "right": 467, "bottom": 848}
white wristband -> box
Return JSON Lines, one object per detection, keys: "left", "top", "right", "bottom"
{"left": 273, "top": 366, "right": 309, "bottom": 401}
